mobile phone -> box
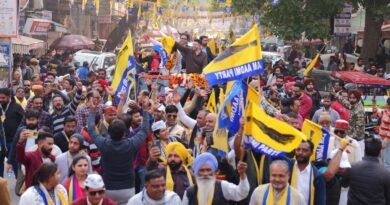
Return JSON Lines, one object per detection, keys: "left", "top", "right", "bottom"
{"left": 202, "top": 128, "right": 214, "bottom": 146}
{"left": 152, "top": 140, "right": 161, "bottom": 148}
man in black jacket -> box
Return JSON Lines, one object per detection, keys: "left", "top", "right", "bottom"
{"left": 341, "top": 137, "right": 390, "bottom": 205}
{"left": 0, "top": 88, "right": 24, "bottom": 177}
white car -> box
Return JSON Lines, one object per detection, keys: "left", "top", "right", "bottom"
{"left": 72, "top": 50, "right": 116, "bottom": 80}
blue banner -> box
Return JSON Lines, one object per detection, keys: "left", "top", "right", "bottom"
{"left": 204, "top": 60, "right": 264, "bottom": 86}
{"left": 152, "top": 45, "right": 168, "bottom": 68}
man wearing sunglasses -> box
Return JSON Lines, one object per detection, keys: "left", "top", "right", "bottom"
{"left": 72, "top": 174, "right": 117, "bottom": 205}
{"left": 327, "top": 120, "right": 362, "bottom": 164}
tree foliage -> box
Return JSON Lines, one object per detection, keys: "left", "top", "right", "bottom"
{"left": 231, "top": 0, "right": 389, "bottom": 41}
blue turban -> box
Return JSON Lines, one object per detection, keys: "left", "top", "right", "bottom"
{"left": 192, "top": 152, "right": 218, "bottom": 174}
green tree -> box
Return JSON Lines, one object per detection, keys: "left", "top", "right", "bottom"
{"left": 232, "top": 0, "right": 390, "bottom": 61}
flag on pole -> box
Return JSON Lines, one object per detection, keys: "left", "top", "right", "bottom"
{"left": 208, "top": 38, "right": 217, "bottom": 56}
{"left": 301, "top": 119, "right": 331, "bottom": 161}
{"left": 137, "top": 2, "right": 142, "bottom": 20}
{"left": 82, "top": 0, "right": 87, "bottom": 11}
{"left": 127, "top": 0, "right": 134, "bottom": 14}
{"left": 303, "top": 53, "right": 320, "bottom": 76}
{"left": 111, "top": 31, "right": 136, "bottom": 103}
{"left": 212, "top": 87, "right": 228, "bottom": 156}
{"left": 207, "top": 89, "right": 217, "bottom": 113}
{"left": 244, "top": 102, "right": 307, "bottom": 158}
{"left": 94, "top": 0, "right": 99, "bottom": 14}
{"left": 203, "top": 24, "right": 264, "bottom": 86}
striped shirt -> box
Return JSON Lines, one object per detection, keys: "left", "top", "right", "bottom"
{"left": 51, "top": 91, "right": 81, "bottom": 135}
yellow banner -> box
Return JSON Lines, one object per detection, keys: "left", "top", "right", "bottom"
{"left": 212, "top": 87, "right": 228, "bottom": 154}
{"left": 203, "top": 24, "right": 263, "bottom": 86}
{"left": 244, "top": 103, "right": 306, "bottom": 156}
{"left": 301, "top": 119, "right": 325, "bottom": 161}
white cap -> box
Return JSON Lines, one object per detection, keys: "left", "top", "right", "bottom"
{"left": 85, "top": 174, "right": 105, "bottom": 189}
{"left": 157, "top": 104, "right": 166, "bottom": 112}
{"left": 151, "top": 120, "right": 166, "bottom": 132}
{"left": 165, "top": 87, "right": 173, "bottom": 94}
{"left": 330, "top": 149, "right": 351, "bottom": 168}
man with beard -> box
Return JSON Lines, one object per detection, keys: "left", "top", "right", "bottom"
{"left": 249, "top": 160, "right": 305, "bottom": 205}
{"left": 16, "top": 131, "right": 55, "bottom": 188}
{"left": 31, "top": 96, "right": 52, "bottom": 128}
{"left": 152, "top": 104, "right": 165, "bottom": 122}
{"left": 333, "top": 89, "right": 365, "bottom": 152}
{"left": 147, "top": 142, "right": 194, "bottom": 199}
{"left": 51, "top": 81, "right": 82, "bottom": 135}
{"left": 182, "top": 152, "right": 250, "bottom": 205}
{"left": 23, "top": 80, "right": 33, "bottom": 100}
{"left": 274, "top": 75, "right": 287, "bottom": 98}
{"left": 55, "top": 133, "right": 92, "bottom": 183}
{"left": 127, "top": 170, "right": 182, "bottom": 205}
{"left": 14, "top": 87, "right": 27, "bottom": 110}
{"left": 304, "top": 78, "right": 322, "bottom": 118}
{"left": 292, "top": 82, "right": 313, "bottom": 119}
{"left": 0, "top": 88, "right": 24, "bottom": 177}
{"left": 54, "top": 116, "right": 77, "bottom": 152}
{"left": 199, "top": 36, "right": 215, "bottom": 63}
{"left": 99, "top": 106, "right": 117, "bottom": 137}
{"left": 75, "top": 90, "right": 104, "bottom": 132}
{"left": 286, "top": 140, "right": 348, "bottom": 205}
{"left": 6, "top": 109, "right": 40, "bottom": 176}
{"left": 288, "top": 98, "right": 303, "bottom": 128}
{"left": 312, "top": 95, "right": 340, "bottom": 127}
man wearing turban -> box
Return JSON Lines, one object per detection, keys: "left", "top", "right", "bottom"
{"left": 182, "top": 152, "right": 250, "bottom": 205}
{"left": 147, "top": 141, "right": 194, "bottom": 199}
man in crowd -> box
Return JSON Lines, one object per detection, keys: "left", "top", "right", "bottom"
{"left": 174, "top": 39, "right": 208, "bottom": 74}
{"left": 331, "top": 89, "right": 350, "bottom": 121}
{"left": 55, "top": 133, "right": 92, "bottom": 183}
{"left": 72, "top": 173, "right": 118, "bottom": 205}
{"left": 16, "top": 131, "right": 55, "bottom": 188}
{"left": 292, "top": 82, "right": 313, "bottom": 119}
{"left": 127, "top": 170, "right": 181, "bottom": 205}
{"left": 7, "top": 109, "right": 40, "bottom": 175}
{"left": 249, "top": 160, "right": 306, "bottom": 205}
{"left": 0, "top": 88, "right": 24, "bottom": 177}
{"left": 147, "top": 141, "right": 193, "bottom": 199}
{"left": 304, "top": 78, "right": 322, "bottom": 117}
{"left": 88, "top": 98, "right": 150, "bottom": 205}
{"left": 182, "top": 152, "right": 250, "bottom": 204}
{"left": 75, "top": 90, "right": 104, "bottom": 132}
{"left": 165, "top": 105, "right": 187, "bottom": 142}
{"left": 54, "top": 116, "right": 77, "bottom": 152}
{"left": 30, "top": 95, "right": 52, "bottom": 128}
{"left": 312, "top": 95, "right": 340, "bottom": 127}
{"left": 333, "top": 89, "right": 365, "bottom": 152}
{"left": 199, "top": 36, "right": 215, "bottom": 63}
{"left": 99, "top": 106, "right": 117, "bottom": 137}
{"left": 341, "top": 137, "right": 390, "bottom": 204}
{"left": 51, "top": 81, "right": 82, "bottom": 135}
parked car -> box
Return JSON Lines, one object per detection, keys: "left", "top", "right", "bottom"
{"left": 72, "top": 50, "right": 116, "bottom": 81}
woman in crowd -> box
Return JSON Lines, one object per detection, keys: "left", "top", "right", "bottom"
{"left": 19, "top": 162, "right": 68, "bottom": 205}
{"left": 63, "top": 154, "right": 90, "bottom": 203}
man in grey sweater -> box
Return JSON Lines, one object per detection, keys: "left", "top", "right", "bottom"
{"left": 88, "top": 100, "right": 150, "bottom": 205}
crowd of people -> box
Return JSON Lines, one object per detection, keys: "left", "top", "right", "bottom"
{"left": 0, "top": 33, "right": 390, "bottom": 205}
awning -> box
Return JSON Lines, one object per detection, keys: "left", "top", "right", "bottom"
{"left": 11, "top": 36, "right": 46, "bottom": 54}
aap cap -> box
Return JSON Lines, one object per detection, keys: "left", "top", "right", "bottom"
{"left": 330, "top": 149, "right": 351, "bottom": 168}
{"left": 152, "top": 120, "right": 166, "bottom": 132}
{"left": 157, "top": 104, "right": 166, "bottom": 112}
{"left": 85, "top": 174, "right": 105, "bottom": 189}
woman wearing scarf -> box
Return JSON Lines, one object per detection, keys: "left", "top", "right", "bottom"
{"left": 19, "top": 162, "right": 68, "bottom": 205}
{"left": 62, "top": 155, "right": 89, "bottom": 203}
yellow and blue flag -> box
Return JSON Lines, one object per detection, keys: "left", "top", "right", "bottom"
{"left": 301, "top": 119, "right": 331, "bottom": 161}
{"left": 203, "top": 24, "right": 264, "bottom": 86}
{"left": 111, "top": 31, "right": 136, "bottom": 103}
{"left": 244, "top": 102, "right": 307, "bottom": 158}
{"left": 212, "top": 87, "right": 229, "bottom": 156}
{"left": 150, "top": 36, "right": 175, "bottom": 68}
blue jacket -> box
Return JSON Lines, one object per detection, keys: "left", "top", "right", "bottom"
{"left": 285, "top": 158, "right": 326, "bottom": 205}
{"left": 77, "top": 66, "right": 89, "bottom": 80}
